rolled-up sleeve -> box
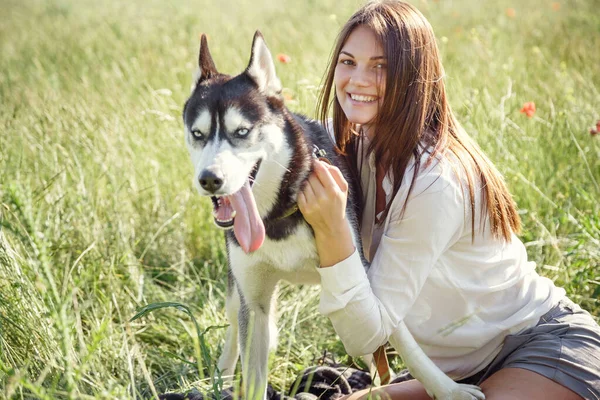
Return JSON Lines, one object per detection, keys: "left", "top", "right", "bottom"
{"left": 316, "top": 167, "right": 465, "bottom": 356}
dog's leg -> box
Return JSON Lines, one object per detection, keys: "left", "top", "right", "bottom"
{"left": 395, "top": 321, "right": 485, "bottom": 400}
{"left": 236, "top": 267, "right": 279, "bottom": 400}
{"left": 267, "top": 285, "right": 278, "bottom": 353}
{"left": 217, "top": 281, "right": 241, "bottom": 385}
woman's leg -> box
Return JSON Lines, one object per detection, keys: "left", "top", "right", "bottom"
{"left": 480, "top": 367, "right": 583, "bottom": 400}
{"left": 339, "top": 367, "right": 585, "bottom": 400}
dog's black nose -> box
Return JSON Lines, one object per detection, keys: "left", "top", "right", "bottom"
{"left": 199, "top": 170, "right": 223, "bottom": 193}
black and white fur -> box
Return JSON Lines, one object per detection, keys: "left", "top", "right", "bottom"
{"left": 183, "top": 31, "right": 485, "bottom": 400}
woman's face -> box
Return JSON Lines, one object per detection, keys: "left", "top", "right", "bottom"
{"left": 334, "top": 25, "right": 386, "bottom": 136}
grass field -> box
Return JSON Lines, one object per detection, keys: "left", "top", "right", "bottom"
{"left": 1, "top": 0, "right": 599, "bottom": 398}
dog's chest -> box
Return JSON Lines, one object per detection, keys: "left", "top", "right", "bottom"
{"left": 230, "top": 224, "right": 319, "bottom": 279}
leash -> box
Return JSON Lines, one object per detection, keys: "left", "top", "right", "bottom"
{"left": 275, "top": 145, "right": 333, "bottom": 221}
{"left": 373, "top": 344, "right": 392, "bottom": 385}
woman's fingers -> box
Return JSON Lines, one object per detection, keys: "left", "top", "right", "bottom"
{"left": 313, "top": 160, "right": 347, "bottom": 194}
{"left": 324, "top": 163, "right": 349, "bottom": 193}
{"left": 301, "top": 175, "right": 317, "bottom": 203}
{"left": 299, "top": 171, "right": 324, "bottom": 216}
{"left": 306, "top": 173, "right": 325, "bottom": 200}
{"left": 299, "top": 160, "right": 349, "bottom": 232}
{"left": 297, "top": 191, "right": 307, "bottom": 212}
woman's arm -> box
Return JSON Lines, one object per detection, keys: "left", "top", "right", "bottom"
{"left": 299, "top": 159, "right": 465, "bottom": 357}
{"left": 298, "top": 160, "right": 356, "bottom": 267}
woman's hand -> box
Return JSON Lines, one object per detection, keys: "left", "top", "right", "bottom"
{"left": 298, "top": 160, "right": 355, "bottom": 267}
{"left": 298, "top": 160, "right": 348, "bottom": 233}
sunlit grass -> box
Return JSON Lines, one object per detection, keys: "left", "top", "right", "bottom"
{"left": 1, "top": 0, "right": 598, "bottom": 398}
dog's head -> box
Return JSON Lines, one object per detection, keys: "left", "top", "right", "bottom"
{"left": 183, "top": 31, "right": 287, "bottom": 253}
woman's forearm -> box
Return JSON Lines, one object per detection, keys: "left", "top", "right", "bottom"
{"left": 313, "top": 222, "right": 355, "bottom": 268}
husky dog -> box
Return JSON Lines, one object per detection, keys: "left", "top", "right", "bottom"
{"left": 183, "top": 31, "right": 485, "bottom": 400}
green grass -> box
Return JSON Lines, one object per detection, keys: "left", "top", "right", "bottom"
{"left": 1, "top": 0, "right": 599, "bottom": 398}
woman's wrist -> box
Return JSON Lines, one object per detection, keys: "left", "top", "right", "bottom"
{"left": 314, "top": 223, "right": 355, "bottom": 268}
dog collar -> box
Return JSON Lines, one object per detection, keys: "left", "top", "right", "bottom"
{"left": 313, "top": 145, "right": 333, "bottom": 165}
{"left": 277, "top": 204, "right": 300, "bottom": 220}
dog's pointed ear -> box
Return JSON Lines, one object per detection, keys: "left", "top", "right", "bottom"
{"left": 192, "top": 34, "right": 218, "bottom": 88}
{"left": 245, "top": 31, "right": 282, "bottom": 97}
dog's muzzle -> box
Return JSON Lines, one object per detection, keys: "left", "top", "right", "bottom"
{"left": 205, "top": 160, "right": 262, "bottom": 229}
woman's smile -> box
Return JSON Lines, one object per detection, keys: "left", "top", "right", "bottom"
{"left": 348, "top": 93, "right": 379, "bottom": 103}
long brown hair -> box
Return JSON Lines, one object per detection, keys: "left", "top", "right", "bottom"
{"left": 317, "top": 0, "right": 520, "bottom": 241}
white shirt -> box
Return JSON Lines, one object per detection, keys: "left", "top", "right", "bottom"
{"left": 316, "top": 137, "right": 565, "bottom": 380}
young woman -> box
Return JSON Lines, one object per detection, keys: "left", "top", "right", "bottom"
{"left": 297, "top": 1, "right": 600, "bottom": 399}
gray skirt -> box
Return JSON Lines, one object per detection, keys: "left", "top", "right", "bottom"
{"left": 459, "top": 297, "right": 600, "bottom": 399}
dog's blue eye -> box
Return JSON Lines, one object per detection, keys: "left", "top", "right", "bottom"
{"left": 236, "top": 128, "right": 250, "bottom": 137}
{"left": 191, "top": 129, "right": 204, "bottom": 139}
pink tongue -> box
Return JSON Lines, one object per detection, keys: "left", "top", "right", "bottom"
{"left": 227, "top": 182, "right": 265, "bottom": 253}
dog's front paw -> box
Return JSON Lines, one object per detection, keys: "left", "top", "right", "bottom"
{"left": 428, "top": 383, "right": 485, "bottom": 400}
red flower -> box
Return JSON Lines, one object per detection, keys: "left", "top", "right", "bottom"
{"left": 590, "top": 120, "right": 600, "bottom": 136}
{"left": 520, "top": 102, "right": 536, "bottom": 118}
{"left": 505, "top": 8, "right": 516, "bottom": 18}
{"left": 277, "top": 53, "right": 291, "bottom": 64}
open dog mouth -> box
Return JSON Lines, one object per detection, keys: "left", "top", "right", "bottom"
{"left": 210, "top": 160, "right": 261, "bottom": 228}
{"left": 208, "top": 160, "right": 265, "bottom": 254}
{"left": 211, "top": 196, "right": 237, "bottom": 228}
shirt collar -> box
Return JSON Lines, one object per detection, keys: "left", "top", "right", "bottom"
{"left": 363, "top": 137, "right": 394, "bottom": 199}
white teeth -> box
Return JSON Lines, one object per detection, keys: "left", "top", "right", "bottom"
{"left": 350, "top": 93, "right": 377, "bottom": 102}
{"left": 212, "top": 199, "right": 236, "bottom": 223}
{"left": 214, "top": 216, "right": 234, "bottom": 223}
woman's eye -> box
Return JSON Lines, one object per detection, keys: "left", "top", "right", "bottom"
{"left": 375, "top": 63, "right": 387, "bottom": 69}
{"left": 236, "top": 128, "right": 250, "bottom": 137}
{"left": 191, "top": 129, "right": 204, "bottom": 139}
{"left": 340, "top": 59, "right": 354, "bottom": 66}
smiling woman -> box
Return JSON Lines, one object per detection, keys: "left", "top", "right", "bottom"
{"left": 298, "top": 1, "right": 600, "bottom": 399}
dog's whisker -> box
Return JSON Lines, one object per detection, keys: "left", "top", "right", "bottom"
{"left": 266, "top": 160, "right": 291, "bottom": 173}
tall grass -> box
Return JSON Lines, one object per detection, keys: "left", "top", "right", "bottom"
{"left": 1, "top": 0, "right": 598, "bottom": 398}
